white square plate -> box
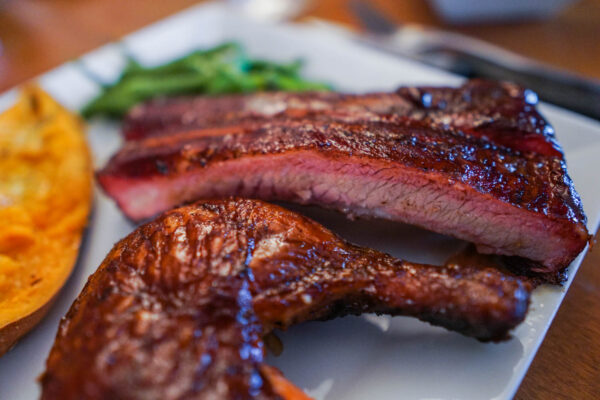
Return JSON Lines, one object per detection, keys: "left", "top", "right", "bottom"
{"left": 1, "top": 3, "right": 599, "bottom": 399}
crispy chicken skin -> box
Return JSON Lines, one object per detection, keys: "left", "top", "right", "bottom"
{"left": 42, "top": 199, "right": 530, "bottom": 400}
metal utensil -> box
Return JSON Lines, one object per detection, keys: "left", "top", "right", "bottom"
{"left": 349, "top": 0, "right": 600, "bottom": 120}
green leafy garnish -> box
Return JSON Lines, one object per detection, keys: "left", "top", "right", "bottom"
{"left": 81, "top": 42, "right": 330, "bottom": 119}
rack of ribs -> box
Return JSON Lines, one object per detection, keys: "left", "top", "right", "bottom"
{"left": 41, "top": 199, "right": 530, "bottom": 400}
{"left": 98, "top": 80, "right": 589, "bottom": 273}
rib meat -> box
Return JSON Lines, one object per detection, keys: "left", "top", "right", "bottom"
{"left": 41, "top": 199, "right": 530, "bottom": 400}
{"left": 98, "top": 81, "right": 588, "bottom": 272}
{"left": 123, "top": 80, "right": 562, "bottom": 157}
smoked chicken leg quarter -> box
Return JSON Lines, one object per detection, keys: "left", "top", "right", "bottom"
{"left": 42, "top": 199, "right": 531, "bottom": 400}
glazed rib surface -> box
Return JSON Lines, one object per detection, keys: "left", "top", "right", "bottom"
{"left": 99, "top": 81, "right": 588, "bottom": 271}
{"left": 42, "top": 199, "right": 530, "bottom": 400}
{"left": 124, "top": 80, "right": 562, "bottom": 157}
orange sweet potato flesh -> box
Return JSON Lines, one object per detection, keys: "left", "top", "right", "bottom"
{"left": 261, "top": 366, "right": 313, "bottom": 400}
{"left": 0, "top": 85, "right": 93, "bottom": 356}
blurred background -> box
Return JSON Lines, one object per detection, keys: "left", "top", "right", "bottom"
{"left": 0, "top": 1, "right": 598, "bottom": 398}
{"left": 0, "top": 0, "right": 599, "bottom": 92}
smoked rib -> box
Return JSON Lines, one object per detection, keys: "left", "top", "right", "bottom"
{"left": 99, "top": 81, "right": 589, "bottom": 272}
{"left": 123, "top": 80, "right": 563, "bottom": 157}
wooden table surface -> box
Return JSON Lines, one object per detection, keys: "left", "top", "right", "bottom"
{"left": 1, "top": 0, "right": 598, "bottom": 398}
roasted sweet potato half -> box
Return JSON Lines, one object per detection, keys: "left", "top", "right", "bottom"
{"left": 0, "top": 86, "right": 93, "bottom": 356}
